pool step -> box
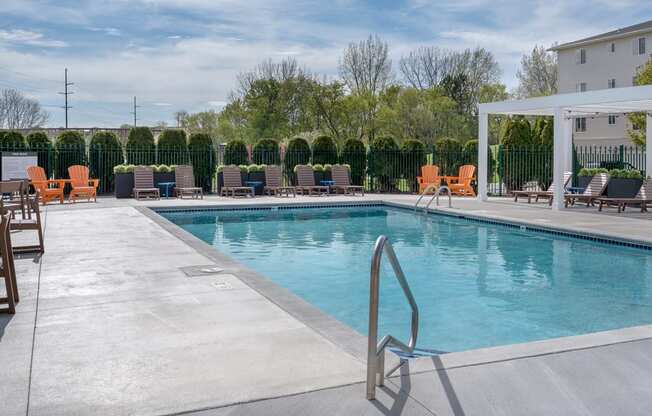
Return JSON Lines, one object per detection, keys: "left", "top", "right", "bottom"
{"left": 386, "top": 347, "right": 446, "bottom": 377}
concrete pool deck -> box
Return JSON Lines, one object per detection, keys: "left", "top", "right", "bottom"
{"left": 2, "top": 194, "right": 652, "bottom": 415}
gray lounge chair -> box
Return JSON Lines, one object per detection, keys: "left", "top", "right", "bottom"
{"left": 295, "top": 165, "right": 329, "bottom": 196}
{"left": 220, "top": 165, "right": 254, "bottom": 197}
{"left": 330, "top": 165, "right": 364, "bottom": 196}
{"left": 264, "top": 165, "right": 295, "bottom": 197}
{"left": 174, "top": 165, "right": 203, "bottom": 199}
{"left": 564, "top": 173, "right": 609, "bottom": 207}
{"left": 513, "top": 172, "right": 571, "bottom": 205}
{"left": 597, "top": 179, "right": 652, "bottom": 213}
{"left": 133, "top": 166, "right": 160, "bottom": 200}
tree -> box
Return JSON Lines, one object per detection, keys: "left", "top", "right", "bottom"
{"left": 55, "top": 130, "right": 86, "bottom": 179}
{"left": 0, "top": 88, "right": 49, "bottom": 129}
{"left": 182, "top": 110, "right": 220, "bottom": 138}
{"left": 89, "top": 131, "right": 123, "bottom": 190}
{"left": 628, "top": 60, "right": 652, "bottom": 147}
{"left": 157, "top": 129, "right": 188, "bottom": 165}
{"left": 516, "top": 46, "right": 558, "bottom": 98}
{"left": 479, "top": 83, "right": 510, "bottom": 144}
{"left": 188, "top": 133, "right": 217, "bottom": 191}
{"left": 26, "top": 131, "right": 53, "bottom": 176}
{"left": 126, "top": 127, "right": 155, "bottom": 165}
{"left": 235, "top": 57, "right": 308, "bottom": 99}
{"left": 174, "top": 110, "right": 189, "bottom": 127}
{"left": 339, "top": 138, "right": 366, "bottom": 185}
{"left": 339, "top": 35, "right": 393, "bottom": 96}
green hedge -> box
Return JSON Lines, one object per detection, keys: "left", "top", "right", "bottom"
{"left": 0, "top": 131, "right": 27, "bottom": 150}
{"left": 89, "top": 131, "right": 123, "bottom": 192}
{"left": 126, "top": 127, "right": 155, "bottom": 165}
{"left": 224, "top": 139, "right": 248, "bottom": 165}
{"left": 339, "top": 138, "right": 366, "bottom": 185}
{"left": 433, "top": 137, "right": 462, "bottom": 175}
{"left": 401, "top": 139, "right": 426, "bottom": 192}
{"left": 284, "top": 137, "right": 311, "bottom": 181}
{"left": 157, "top": 129, "right": 188, "bottom": 165}
{"left": 368, "top": 136, "right": 399, "bottom": 192}
{"left": 188, "top": 133, "right": 217, "bottom": 191}
{"left": 26, "top": 132, "right": 53, "bottom": 177}
{"left": 252, "top": 138, "right": 280, "bottom": 165}
{"left": 55, "top": 130, "right": 86, "bottom": 179}
{"left": 311, "top": 135, "right": 338, "bottom": 165}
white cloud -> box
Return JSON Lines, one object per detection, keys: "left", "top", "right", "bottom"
{"left": 0, "top": 29, "right": 67, "bottom": 48}
{"left": 207, "top": 101, "right": 228, "bottom": 107}
{"left": 167, "top": 35, "right": 181, "bottom": 39}
{"left": 88, "top": 27, "right": 122, "bottom": 36}
{"left": 152, "top": 102, "right": 173, "bottom": 106}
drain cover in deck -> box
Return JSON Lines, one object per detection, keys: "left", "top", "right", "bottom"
{"left": 180, "top": 265, "right": 225, "bottom": 277}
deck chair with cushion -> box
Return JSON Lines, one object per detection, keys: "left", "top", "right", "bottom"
{"left": 417, "top": 165, "right": 441, "bottom": 194}
{"left": 174, "top": 165, "right": 203, "bottom": 199}
{"left": 264, "top": 165, "right": 295, "bottom": 197}
{"left": 133, "top": 166, "right": 160, "bottom": 200}
{"left": 564, "top": 173, "right": 609, "bottom": 207}
{"left": 447, "top": 165, "right": 476, "bottom": 197}
{"left": 68, "top": 165, "right": 99, "bottom": 202}
{"left": 26, "top": 165, "right": 65, "bottom": 205}
{"left": 0, "top": 212, "right": 18, "bottom": 314}
{"left": 330, "top": 165, "right": 364, "bottom": 196}
{"left": 295, "top": 165, "right": 329, "bottom": 196}
{"left": 220, "top": 165, "right": 254, "bottom": 197}
{"left": 597, "top": 179, "right": 652, "bottom": 213}
{"left": 513, "top": 172, "right": 572, "bottom": 205}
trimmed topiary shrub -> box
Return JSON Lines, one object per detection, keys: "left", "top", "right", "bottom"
{"left": 252, "top": 138, "right": 280, "bottom": 165}
{"left": 55, "top": 130, "right": 86, "bottom": 180}
{"left": 339, "top": 138, "right": 366, "bottom": 186}
{"left": 0, "top": 131, "right": 27, "bottom": 150}
{"left": 433, "top": 137, "right": 462, "bottom": 176}
{"left": 224, "top": 139, "right": 249, "bottom": 165}
{"left": 311, "top": 135, "right": 338, "bottom": 165}
{"left": 498, "top": 117, "right": 536, "bottom": 191}
{"left": 401, "top": 139, "right": 426, "bottom": 193}
{"left": 89, "top": 131, "right": 123, "bottom": 193}
{"left": 126, "top": 127, "right": 155, "bottom": 165}
{"left": 188, "top": 133, "right": 217, "bottom": 191}
{"left": 157, "top": 129, "right": 188, "bottom": 165}
{"left": 284, "top": 137, "right": 311, "bottom": 184}
{"left": 26, "top": 131, "right": 53, "bottom": 177}
{"left": 368, "top": 136, "right": 400, "bottom": 192}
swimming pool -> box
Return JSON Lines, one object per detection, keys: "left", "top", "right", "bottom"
{"left": 160, "top": 204, "right": 652, "bottom": 353}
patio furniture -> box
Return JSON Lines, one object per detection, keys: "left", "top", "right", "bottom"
{"left": 174, "top": 165, "right": 203, "bottom": 199}
{"left": 564, "top": 173, "right": 609, "bottom": 207}
{"left": 220, "top": 166, "right": 254, "bottom": 197}
{"left": 263, "top": 165, "right": 295, "bottom": 197}
{"left": 330, "top": 165, "right": 364, "bottom": 196}
{"left": 68, "top": 165, "right": 99, "bottom": 203}
{"left": 445, "top": 165, "right": 476, "bottom": 197}
{"left": 0, "top": 180, "right": 29, "bottom": 219}
{"left": 0, "top": 212, "right": 18, "bottom": 314}
{"left": 295, "top": 165, "right": 329, "bottom": 196}
{"left": 0, "top": 180, "right": 44, "bottom": 254}
{"left": 513, "top": 172, "right": 572, "bottom": 205}
{"left": 26, "top": 166, "right": 65, "bottom": 205}
{"left": 597, "top": 179, "right": 652, "bottom": 213}
{"left": 417, "top": 165, "right": 441, "bottom": 194}
{"left": 158, "top": 182, "right": 176, "bottom": 198}
{"left": 133, "top": 166, "right": 161, "bottom": 200}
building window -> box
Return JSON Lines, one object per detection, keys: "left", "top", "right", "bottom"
{"left": 608, "top": 79, "right": 616, "bottom": 89}
{"left": 577, "top": 82, "right": 587, "bottom": 92}
{"left": 575, "top": 118, "right": 587, "bottom": 132}
{"left": 634, "top": 37, "right": 646, "bottom": 55}
{"left": 610, "top": 42, "right": 616, "bottom": 53}
{"left": 577, "top": 48, "right": 587, "bottom": 64}
{"left": 608, "top": 115, "right": 616, "bottom": 125}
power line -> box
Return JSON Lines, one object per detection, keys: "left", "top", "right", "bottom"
{"left": 58, "top": 68, "right": 74, "bottom": 128}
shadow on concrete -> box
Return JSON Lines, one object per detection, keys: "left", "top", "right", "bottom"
{"left": 429, "top": 355, "right": 466, "bottom": 416}
{"left": 0, "top": 314, "right": 13, "bottom": 341}
{"left": 371, "top": 362, "right": 412, "bottom": 415}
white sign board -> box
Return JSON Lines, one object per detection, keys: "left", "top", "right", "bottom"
{"left": 1, "top": 152, "right": 38, "bottom": 180}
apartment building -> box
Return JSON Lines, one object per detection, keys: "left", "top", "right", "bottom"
{"left": 551, "top": 20, "right": 652, "bottom": 146}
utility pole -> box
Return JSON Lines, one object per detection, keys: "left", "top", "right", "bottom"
{"left": 131, "top": 96, "right": 140, "bottom": 127}
{"left": 58, "top": 68, "right": 74, "bottom": 128}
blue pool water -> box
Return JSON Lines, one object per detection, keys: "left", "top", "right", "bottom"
{"left": 161, "top": 206, "right": 652, "bottom": 352}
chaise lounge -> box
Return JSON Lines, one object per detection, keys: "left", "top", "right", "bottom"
{"left": 264, "top": 165, "right": 296, "bottom": 197}
{"left": 133, "top": 166, "right": 161, "bottom": 200}
{"left": 513, "top": 172, "right": 572, "bottom": 205}
{"left": 174, "top": 165, "right": 203, "bottom": 199}
{"left": 295, "top": 165, "right": 329, "bottom": 196}
{"left": 330, "top": 165, "right": 364, "bottom": 196}
{"left": 597, "top": 179, "right": 652, "bottom": 213}
{"left": 220, "top": 165, "right": 254, "bottom": 197}
{"left": 564, "top": 173, "right": 609, "bottom": 207}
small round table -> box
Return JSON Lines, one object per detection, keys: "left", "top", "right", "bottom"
{"left": 245, "top": 181, "right": 263, "bottom": 196}
{"left": 158, "top": 182, "right": 176, "bottom": 198}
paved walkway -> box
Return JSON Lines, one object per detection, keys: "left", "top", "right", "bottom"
{"left": 2, "top": 194, "right": 652, "bottom": 415}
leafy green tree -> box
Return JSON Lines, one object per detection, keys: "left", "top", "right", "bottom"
{"left": 26, "top": 131, "right": 53, "bottom": 176}
{"left": 284, "top": 137, "right": 311, "bottom": 180}
{"left": 339, "top": 138, "right": 366, "bottom": 185}
{"left": 433, "top": 137, "right": 462, "bottom": 175}
{"left": 311, "top": 135, "right": 338, "bottom": 165}
{"left": 368, "top": 136, "right": 399, "bottom": 191}
{"left": 157, "top": 129, "right": 188, "bottom": 165}
{"left": 0, "top": 131, "right": 27, "bottom": 150}
{"left": 498, "top": 117, "right": 538, "bottom": 191}
{"left": 224, "top": 139, "right": 248, "bottom": 165}
{"left": 628, "top": 60, "right": 652, "bottom": 147}
{"left": 55, "top": 130, "right": 86, "bottom": 179}
{"left": 252, "top": 138, "right": 280, "bottom": 165}
{"left": 188, "top": 133, "right": 217, "bottom": 191}
{"left": 181, "top": 110, "right": 219, "bottom": 137}
{"left": 89, "top": 131, "right": 123, "bottom": 192}
{"left": 126, "top": 127, "right": 155, "bottom": 165}
{"left": 401, "top": 139, "right": 426, "bottom": 192}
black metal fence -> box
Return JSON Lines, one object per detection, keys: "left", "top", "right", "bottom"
{"left": 0, "top": 143, "right": 646, "bottom": 196}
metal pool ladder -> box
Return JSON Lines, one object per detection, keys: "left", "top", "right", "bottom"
{"left": 414, "top": 185, "right": 452, "bottom": 213}
{"left": 366, "top": 235, "right": 419, "bottom": 400}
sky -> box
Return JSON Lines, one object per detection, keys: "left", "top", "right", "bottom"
{"left": 1, "top": 0, "right": 651, "bottom": 128}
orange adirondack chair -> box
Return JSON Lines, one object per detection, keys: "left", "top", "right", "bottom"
{"left": 26, "top": 166, "right": 65, "bottom": 205}
{"left": 447, "top": 165, "right": 476, "bottom": 197}
{"left": 68, "top": 165, "right": 99, "bottom": 203}
{"left": 417, "top": 165, "right": 441, "bottom": 194}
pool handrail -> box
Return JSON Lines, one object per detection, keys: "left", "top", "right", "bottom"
{"left": 414, "top": 185, "right": 452, "bottom": 212}
{"left": 366, "top": 235, "right": 419, "bottom": 400}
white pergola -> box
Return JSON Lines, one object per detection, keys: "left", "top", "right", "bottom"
{"left": 478, "top": 85, "right": 652, "bottom": 210}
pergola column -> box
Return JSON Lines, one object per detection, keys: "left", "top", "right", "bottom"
{"left": 552, "top": 107, "right": 565, "bottom": 210}
{"left": 563, "top": 114, "right": 573, "bottom": 173}
{"left": 647, "top": 113, "right": 652, "bottom": 178}
{"left": 477, "top": 112, "right": 489, "bottom": 201}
